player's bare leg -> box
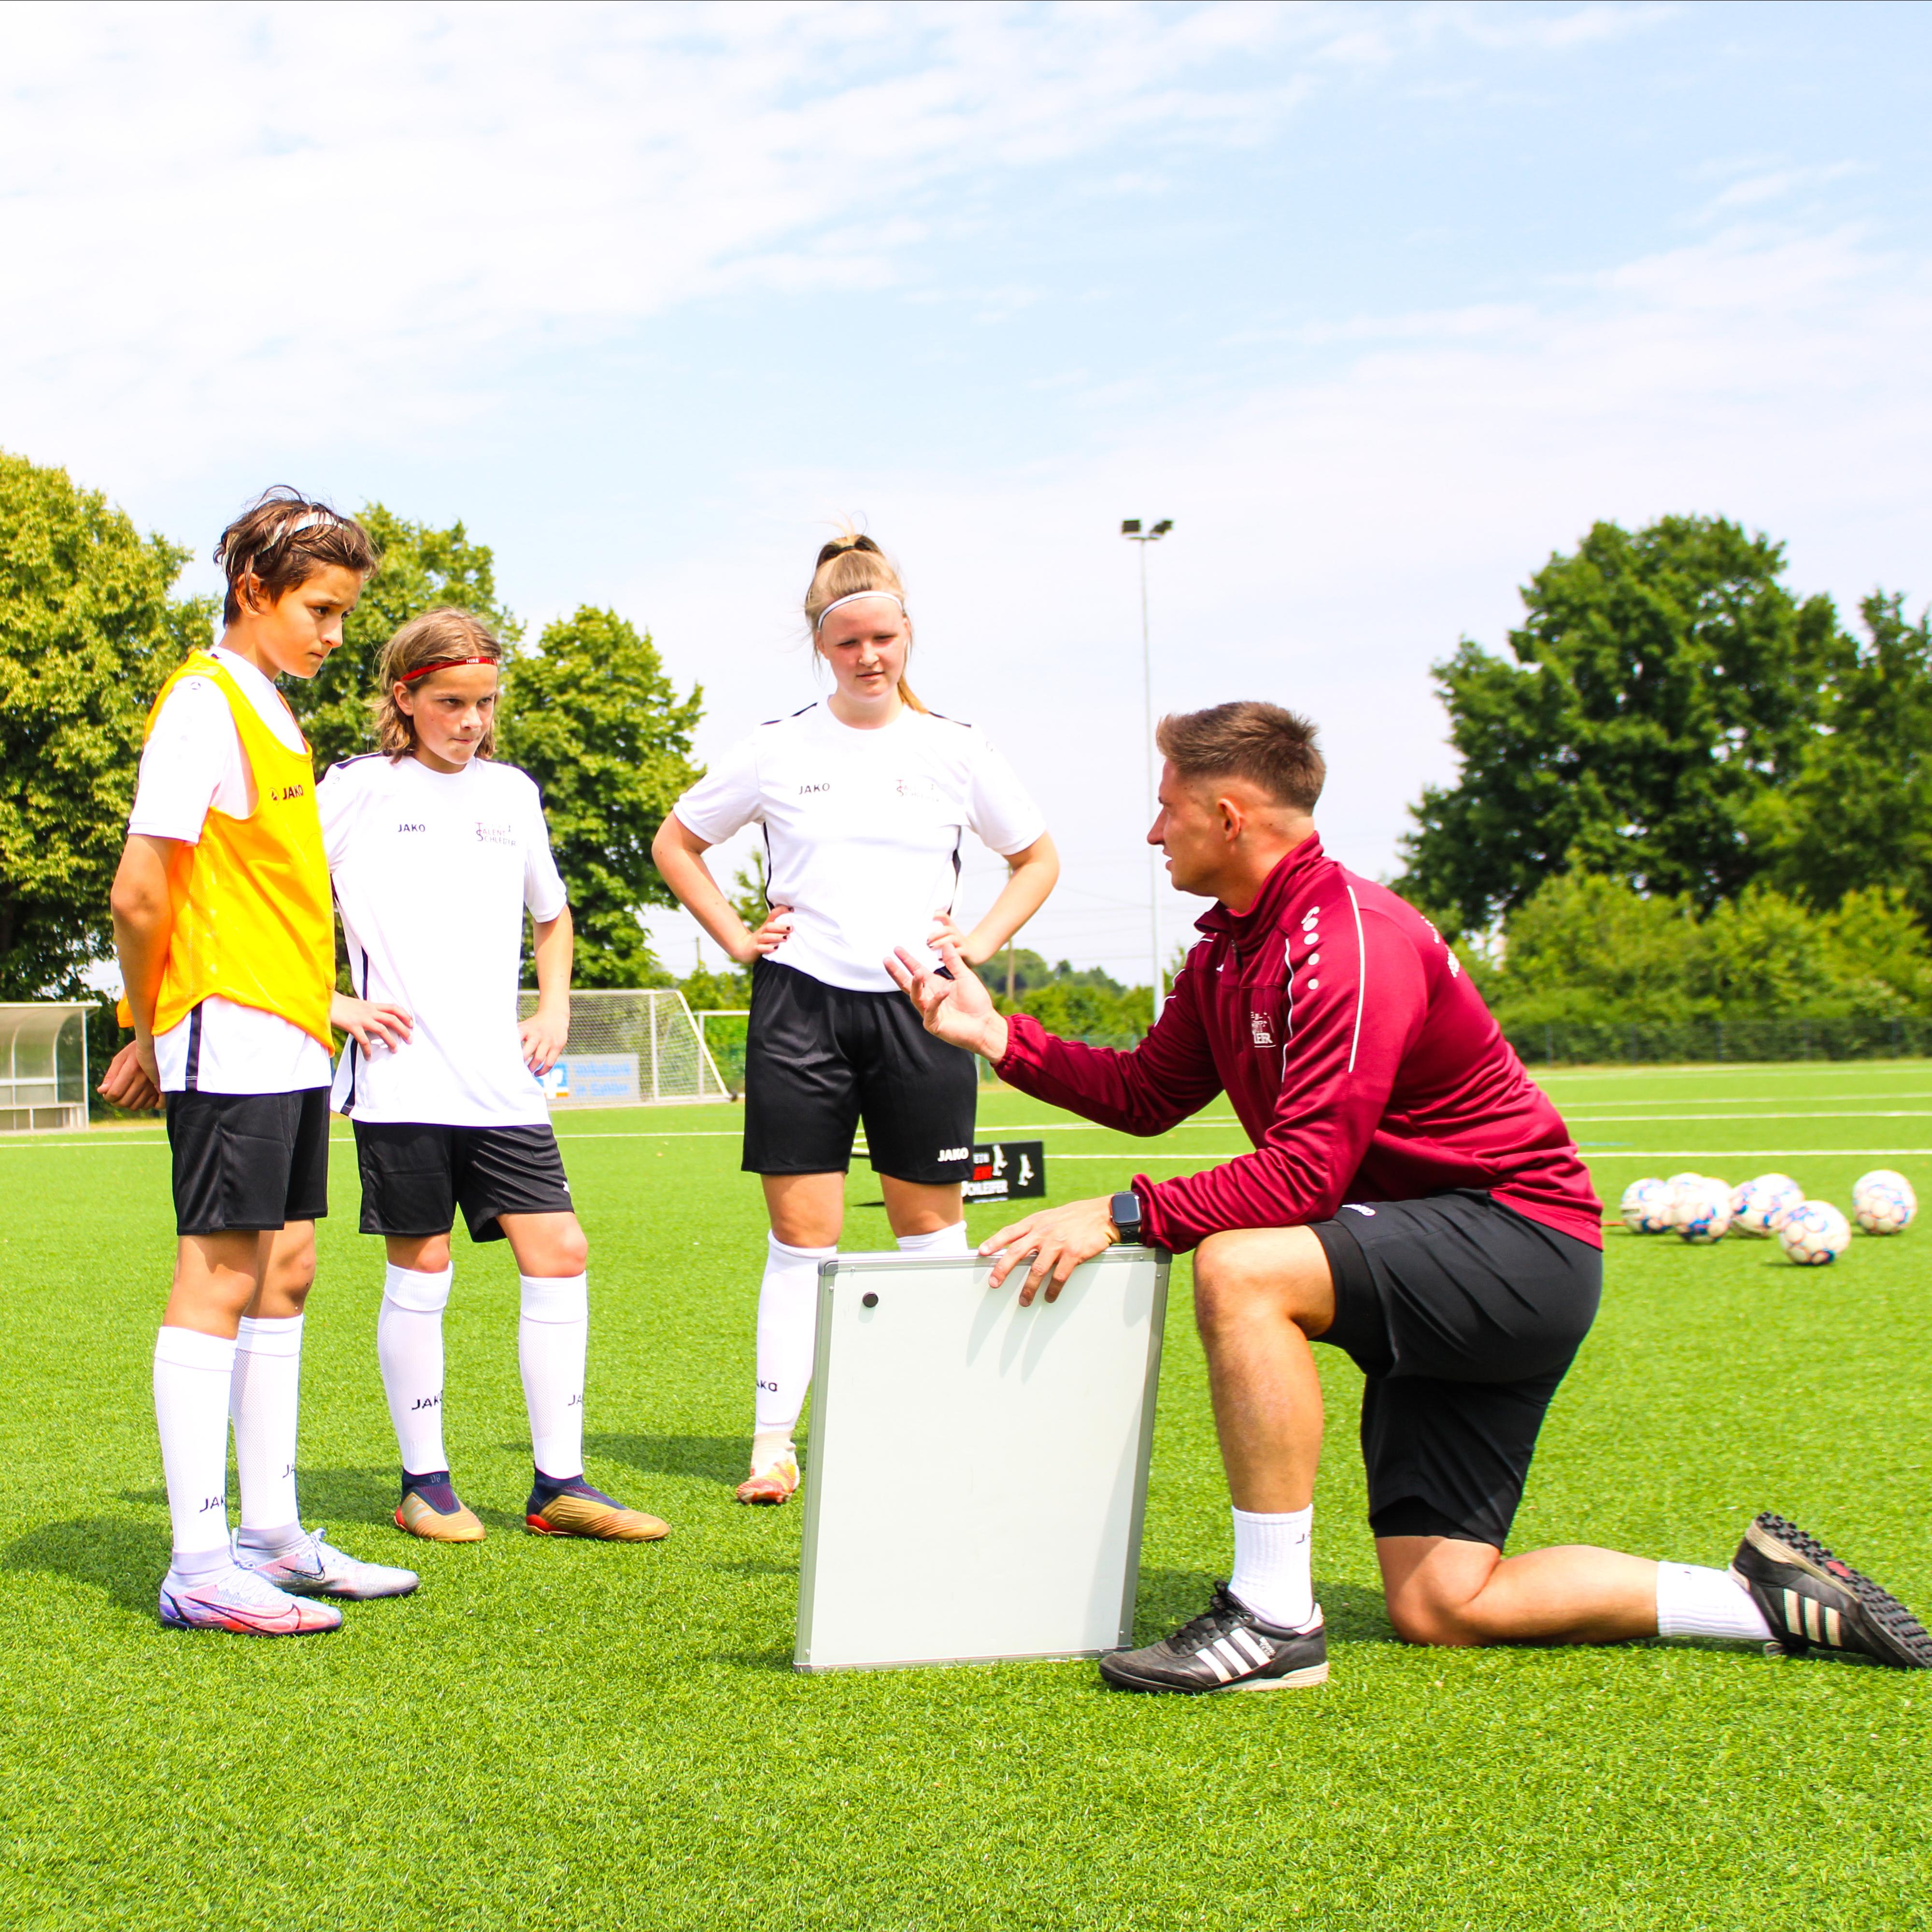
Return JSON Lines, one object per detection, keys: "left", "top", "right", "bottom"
{"left": 1376, "top": 1535, "right": 1656, "bottom": 1646}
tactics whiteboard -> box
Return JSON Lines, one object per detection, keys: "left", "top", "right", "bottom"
{"left": 795, "top": 1247, "right": 1169, "bottom": 1673}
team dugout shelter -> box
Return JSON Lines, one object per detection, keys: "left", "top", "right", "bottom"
{"left": 0, "top": 1003, "right": 91, "bottom": 1133}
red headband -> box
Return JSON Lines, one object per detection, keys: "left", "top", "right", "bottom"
{"left": 398, "top": 655, "right": 497, "bottom": 684}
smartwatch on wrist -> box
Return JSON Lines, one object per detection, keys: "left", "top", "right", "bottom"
{"left": 1108, "top": 1191, "right": 1144, "bottom": 1246}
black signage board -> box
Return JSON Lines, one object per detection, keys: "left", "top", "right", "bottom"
{"left": 963, "top": 1140, "right": 1047, "bottom": 1204}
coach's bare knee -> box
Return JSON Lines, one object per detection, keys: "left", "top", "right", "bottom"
{"left": 1192, "top": 1226, "right": 1333, "bottom": 1342}
{"left": 1385, "top": 1593, "right": 1484, "bottom": 1648}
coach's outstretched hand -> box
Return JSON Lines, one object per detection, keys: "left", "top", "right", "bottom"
{"left": 885, "top": 940, "right": 1010, "bottom": 1063}
{"left": 97, "top": 1039, "right": 162, "bottom": 1112}
{"left": 981, "top": 1198, "right": 1119, "bottom": 1306}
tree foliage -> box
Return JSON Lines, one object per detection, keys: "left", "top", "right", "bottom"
{"left": 1488, "top": 872, "right": 1932, "bottom": 1028}
{"left": 1752, "top": 592, "right": 1932, "bottom": 924}
{"left": 286, "top": 505, "right": 518, "bottom": 775}
{"left": 499, "top": 607, "right": 702, "bottom": 988}
{"left": 0, "top": 451, "right": 211, "bottom": 996}
{"left": 1400, "top": 516, "right": 1847, "bottom": 934}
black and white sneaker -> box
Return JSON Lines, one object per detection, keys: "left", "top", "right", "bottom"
{"left": 1732, "top": 1512, "right": 1932, "bottom": 1670}
{"left": 1098, "top": 1583, "right": 1328, "bottom": 1694}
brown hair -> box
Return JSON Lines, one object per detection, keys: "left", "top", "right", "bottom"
{"left": 374, "top": 607, "right": 507, "bottom": 760}
{"left": 1156, "top": 701, "right": 1326, "bottom": 812}
{"left": 803, "top": 530, "right": 927, "bottom": 713}
{"left": 214, "top": 488, "right": 378, "bottom": 625}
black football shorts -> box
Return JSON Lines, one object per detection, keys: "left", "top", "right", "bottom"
{"left": 165, "top": 1087, "right": 331, "bottom": 1237}
{"left": 741, "top": 957, "right": 976, "bottom": 1184}
{"left": 353, "top": 1121, "right": 574, "bottom": 1243}
{"left": 1308, "top": 1189, "right": 1603, "bottom": 1550}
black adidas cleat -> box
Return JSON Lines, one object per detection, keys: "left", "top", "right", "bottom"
{"left": 1098, "top": 1583, "right": 1328, "bottom": 1694}
{"left": 1731, "top": 1512, "right": 1932, "bottom": 1670}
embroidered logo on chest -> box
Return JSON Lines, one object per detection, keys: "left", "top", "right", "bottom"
{"left": 1250, "top": 1010, "right": 1275, "bottom": 1049}
{"left": 473, "top": 822, "right": 515, "bottom": 846}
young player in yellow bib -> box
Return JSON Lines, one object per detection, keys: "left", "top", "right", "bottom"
{"left": 100, "top": 492, "right": 418, "bottom": 1635}
{"left": 322, "top": 610, "right": 668, "bottom": 1546}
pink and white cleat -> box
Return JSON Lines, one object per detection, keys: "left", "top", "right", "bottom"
{"left": 157, "top": 1563, "right": 342, "bottom": 1635}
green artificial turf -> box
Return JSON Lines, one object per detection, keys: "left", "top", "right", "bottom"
{"left": 0, "top": 1065, "right": 1929, "bottom": 1928}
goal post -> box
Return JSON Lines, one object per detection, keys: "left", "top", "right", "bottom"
{"left": 517, "top": 987, "right": 732, "bottom": 1108}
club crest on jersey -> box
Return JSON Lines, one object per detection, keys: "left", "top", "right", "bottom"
{"left": 1249, "top": 1010, "right": 1276, "bottom": 1049}
{"left": 473, "top": 822, "right": 515, "bottom": 845}
{"left": 895, "top": 775, "right": 942, "bottom": 804}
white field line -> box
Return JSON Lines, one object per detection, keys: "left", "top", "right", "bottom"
{"left": 1565, "top": 1090, "right": 1932, "bottom": 1108}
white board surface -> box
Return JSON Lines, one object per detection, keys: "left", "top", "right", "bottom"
{"left": 795, "top": 1247, "right": 1169, "bottom": 1672}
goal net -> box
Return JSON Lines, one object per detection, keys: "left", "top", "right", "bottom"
{"left": 517, "top": 987, "right": 731, "bottom": 1108}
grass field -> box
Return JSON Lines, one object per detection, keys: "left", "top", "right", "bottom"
{"left": 2, "top": 1062, "right": 1929, "bottom": 1929}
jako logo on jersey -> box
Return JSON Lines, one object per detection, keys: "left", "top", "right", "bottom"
{"left": 271, "top": 781, "right": 306, "bottom": 802}
{"left": 799, "top": 782, "right": 831, "bottom": 795}
{"left": 396, "top": 822, "right": 426, "bottom": 834}
{"left": 938, "top": 1146, "right": 968, "bottom": 1162}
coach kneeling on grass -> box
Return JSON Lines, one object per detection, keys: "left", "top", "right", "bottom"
{"left": 888, "top": 701, "right": 1932, "bottom": 1694}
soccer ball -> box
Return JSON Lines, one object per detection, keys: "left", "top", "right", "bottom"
{"left": 1778, "top": 1200, "right": 1851, "bottom": 1266}
{"left": 1730, "top": 1173, "right": 1804, "bottom": 1238}
{"left": 1852, "top": 1169, "right": 1917, "bottom": 1235}
{"left": 1674, "top": 1178, "right": 1732, "bottom": 1244}
{"left": 1620, "top": 1178, "right": 1674, "bottom": 1234}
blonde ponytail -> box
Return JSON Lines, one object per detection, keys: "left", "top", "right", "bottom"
{"left": 804, "top": 529, "right": 926, "bottom": 713}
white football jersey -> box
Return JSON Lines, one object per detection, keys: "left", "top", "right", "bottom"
{"left": 320, "top": 753, "right": 568, "bottom": 1127}
{"left": 672, "top": 703, "right": 1046, "bottom": 993}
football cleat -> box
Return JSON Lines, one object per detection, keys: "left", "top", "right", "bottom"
{"left": 233, "top": 1527, "right": 420, "bottom": 1601}
{"left": 396, "top": 1484, "right": 486, "bottom": 1543}
{"left": 1731, "top": 1512, "right": 1932, "bottom": 1669}
{"left": 1098, "top": 1583, "right": 1329, "bottom": 1694}
{"left": 735, "top": 1456, "right": 800, "bottom": 1506}
{"left": 158, "top": 1563, "right": 343, "bottom": 1636}
{"left": 525, "top": 1480, "right": 669, "bottom": 1542}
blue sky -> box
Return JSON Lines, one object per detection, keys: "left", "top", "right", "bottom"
{"left": 5, "top": 1, "right": 1930, "bottom": 980}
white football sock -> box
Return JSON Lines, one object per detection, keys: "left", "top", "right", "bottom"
{"left": 896, "top": 1222, "right": 970, "bottom": 1256}
{"left": 520, "top": 1272, "right": 588, "bottom": 1481}
{"left": 379, "top": 1263, "right": 453, "bottom": 1476}
{"left": 230, "top": 1313, "right": 304, "bottom": 1546}
{"left": 1229, "top": 1503, "right": 1317, "bottom": 1630}
{"left": 754, "top": 1234, "right": 834, "bottom": 1447}
{"left": 1656, "top": 1562, "right": 1775, "bottom": 1642}
{"left": 154, "top": 1326, "right": 237, "bottom": 1564}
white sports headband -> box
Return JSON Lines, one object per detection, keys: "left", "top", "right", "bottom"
{"left": 815, "top": 589, "right": 906, "bottom": 632}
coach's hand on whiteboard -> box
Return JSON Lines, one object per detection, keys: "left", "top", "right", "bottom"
{"left": 97, "top": 1039, "right": 162, "bottom": 1112}
{"left": 981, "top": 1198, "right": 1117, "bottom": 1306}
{"left": 886, "top": 939, "right": 1010, "bottom": 1063}
{"left": 332, "top": 992, "right": 414, "bottom": 1057}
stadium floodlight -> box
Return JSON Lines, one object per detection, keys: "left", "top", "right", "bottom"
{"left": 1121, "top": 517, "right": 1174, "bottom": 1019}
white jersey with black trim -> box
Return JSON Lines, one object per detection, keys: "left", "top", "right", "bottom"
{"left": 671, "top": 701, "right": 1046, "bottom": 993}
{"left": 320, "top": 753, "right": 568, "bottom": 1127}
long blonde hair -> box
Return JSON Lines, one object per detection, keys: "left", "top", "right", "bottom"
{"left": 374, "top": 608, "right": 507, "bottom": 759}
{"left": 804, "top": 531, "right": 926, "bottom": 713}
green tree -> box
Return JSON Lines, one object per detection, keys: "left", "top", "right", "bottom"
{"left": 1400, "top": 516, "right": 1848, "bottom": 934}
{"left": 286, "top": 504, "right": 519, "bottom": 774}
{"left": 1487, "top": 872, "right": 1699, "bottom": 1027}
{"left": 499, "top": 607, "right": 702, "bottom": 988}
{"left": 0, "top": 451, "right": 211, "bottom": 996}
{"left": 1752, "top": 593, "right": 1932, "bottom": 924}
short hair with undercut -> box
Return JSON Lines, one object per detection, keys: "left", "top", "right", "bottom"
{"left": 1155, "top": 701, "right": 1325, "bottom": 812}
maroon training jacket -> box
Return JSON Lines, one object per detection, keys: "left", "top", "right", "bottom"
{"left": 994, "top": 833, "right": 1602, "bottom": 1254}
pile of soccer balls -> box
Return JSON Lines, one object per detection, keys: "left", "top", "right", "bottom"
{"left": 1619, "top": 1168, "right": 1917, "bottom": 1265}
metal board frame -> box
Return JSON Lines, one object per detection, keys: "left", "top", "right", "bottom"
{"left": 795, "top": 1246, "right": 1169, "bottom": 1674}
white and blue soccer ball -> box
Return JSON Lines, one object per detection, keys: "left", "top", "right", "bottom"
{"left": 1620, "top": 1178, "right": 1674, "bottom": 1235}
{"left": 1852, "top": 1169, "right": 1917, "bottom": 1236}
{"left": 1778, "top": 1199, "right": 1852, "bottom": 1266}
{"left": 1730, "top": 1173, "right": 1804, "bottom": 1238}
{"left": 1674, "top": 1178, "right": 1732, "bottom": 1244}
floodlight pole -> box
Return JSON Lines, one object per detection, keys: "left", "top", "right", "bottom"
{"left": 1121, "top": 518, "right": 1173, "bottom": 1021}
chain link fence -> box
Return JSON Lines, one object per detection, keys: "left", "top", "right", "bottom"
{"left": 520, "top": 988, "right": 730, "bottom": 1106}
{"left": 1504, "top": 1015, "right": 1932, "bottom": 1066}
